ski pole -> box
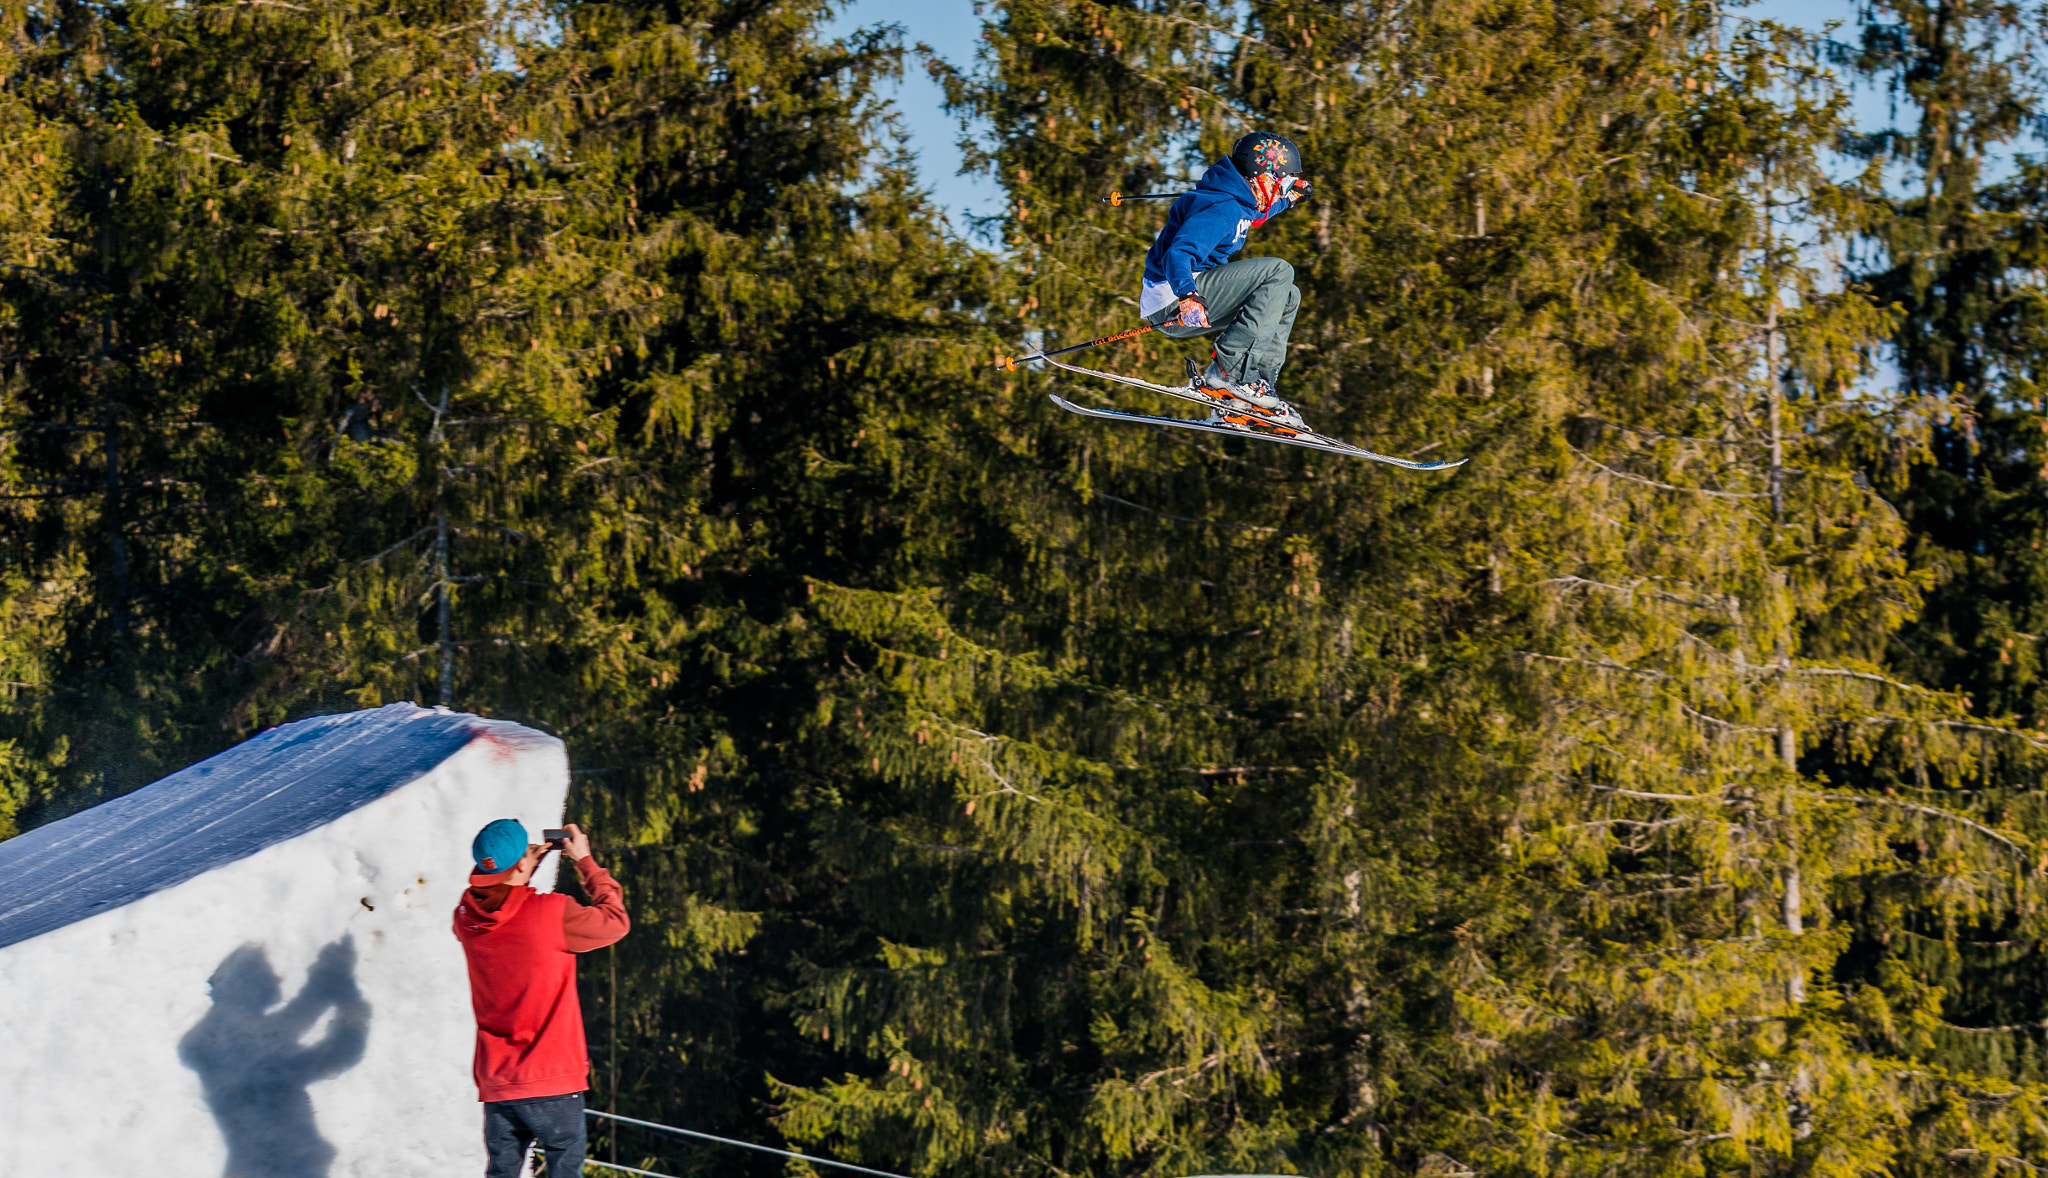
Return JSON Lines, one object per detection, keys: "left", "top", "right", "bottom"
{"left": 1102, "top": 191, "right": 1191, "bottom": 206}
{"left": 993, "top": 323, "right": 1155, "bottom": 371}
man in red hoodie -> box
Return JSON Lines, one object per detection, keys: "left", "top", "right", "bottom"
{"left": 454, "top": 818, "right": 630, "bottom": 1178}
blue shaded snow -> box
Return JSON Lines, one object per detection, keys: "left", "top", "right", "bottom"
{"left": 0, "top": 703, "right": 479, "bottom": 951}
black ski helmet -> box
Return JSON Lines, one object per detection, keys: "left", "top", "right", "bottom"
{"left": 1230, "top": 132, "right": 1304, "bottom": 179}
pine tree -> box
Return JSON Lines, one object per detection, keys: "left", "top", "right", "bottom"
{"left": 1842, "top": 0, "right": 2048, "bottom": 1094}
{"left": 0, "top": 1, "right": 85, "bottom": 837}
{"left": 3, "top": 1, "right": 2046, "bottom": 1174}
{"left": 498, "top": 0, "right": 1006, "bottom": 1166}
{"left": 1860, "top": 0, "right": 2048, "bottom": 725}
{"left": 754, "top": 1, "right": 2048, "bottom": 1175}
{"left": 0, "top": 3, "right": 1008, "bottom": 1169}
{"left": 0, "top": 0, "right": 663, "bottom": 822}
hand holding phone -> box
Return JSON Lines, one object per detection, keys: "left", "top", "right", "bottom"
{"left": 543, "top": 825, "right": 592, "bottom": 861}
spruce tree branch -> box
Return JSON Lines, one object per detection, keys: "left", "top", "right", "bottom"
{"left": 1128, "top": 7, "right": 1275, "bottom": 50}
{"left": 1032, "top": 253, "right": 1142, "bottom": 306}
{"left": 1811, "top": 793, "right": 2034, "bottom": 863}
{"left": 1560, "top": 816, "right": 1692, "bottom": 831}
{"left": 1941, "top": 1150, "right": 2044, "bottom": 1174}
{"left": 1584, "top": 782, "right": 1721, "bottom": 802}
{"left": 1790, "top": 664, "right": 1943, "bottom": 695}
{"left": 396, "top": 636, "right": 529, "bottom": 663}
{"left": 1678, "top": 700, "right": 1776, "bottom": 734}
{"left": 359, "top": 526, "right": 436, "bottom": 566}
{"left": 1937, "top": 1018, "right": 2048, "bottom": 1034}
{"left": 1620, "top": 935, "right": 1792, "bottom": 964}
{"left": 1878, "top": 1067, "right": 2027, "bottom": 1101}
{"left": 1676, "top": 629, "right": 1742, "bottom": 665}
{"left": 922, "top": 715, "right": 1063, "bottom": 807}
{"left": 144, "top": 134, "right": 245, "bottom": 165}
{"left": 1559, "top": 692, "right": 1776, "bottom": 738}
{"left": 1557, "top": 694, "right": 1631, "bottom": 719}
{"left": 1092, "top": 491, "right": 1280, "bottom": 534}
{"left": 1535, "top": 574, "right": 1643, "bottom": 597}
{"left": 1932, "top": 718, "right": 2048, "bottom": 747}
{"left": 1569, "top": 445, "right": 1769, "bottom": 499}
{"left": 1676, "top": 302, "right": 1771, "bottom": 331}
{"left": 1132, "top": 1049, "right": 1233, "bottom": 1089}
{"left": 1850, "top": 714, "right": 2048, "bottom": 752}
{"left": 1517, "top": 650, "right": 1670, "bottom": 679}
{"left": 1534, "top": 574, "right": 1735, "bottom": 612}
{"left": 1080, "top": 56, "right": 1268, "bottom": 132}
{"left": 0, "top": 261, "right": 96, "bottom": 288}
{"left": 1572, "top": 415, "right": 1762, "bottom": 446}
{"left": 1619, "top": 882, "right": 1733, "bottom": 898}
{"left": 971, "top": 755, "right": 1053, "bottom": 807}
{"left": 1155, "top": 431, "right": 1300, "bottom": 477}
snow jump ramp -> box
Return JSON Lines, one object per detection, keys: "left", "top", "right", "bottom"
{"left": 0, "top": 702, "right": 569, "bottom": 1176}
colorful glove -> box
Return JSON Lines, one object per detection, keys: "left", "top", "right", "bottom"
{"left": 1249, "top": 172, "right": 1285, "bottom": 211}
{"left": 1176, "top": 296, "right": 1210, "bottom": 329}
{"left": 1290, "top": 177, "right": 1312, "bottom": 201}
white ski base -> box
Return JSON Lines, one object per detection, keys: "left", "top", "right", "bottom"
{"left": 1050, "top": 394, "right": 1466, "bottom": 470}
{"left": 1040, "top": 357, "right": 1466, "bottom": 470}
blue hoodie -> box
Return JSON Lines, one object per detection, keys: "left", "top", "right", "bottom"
{"left": 1138, "top": 158, "right": 1299, "bottom": 318}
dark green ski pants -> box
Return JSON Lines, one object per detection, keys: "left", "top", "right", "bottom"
{"left": 1145, "top": 255, "right": 1300, "bottom": 388}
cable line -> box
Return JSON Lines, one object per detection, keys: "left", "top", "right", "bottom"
{"left": 586, "top": 1161, "right": 683, "bottom": 1178}
{"left": 587, "top": 1109, "right": 918, "bottom": 1178}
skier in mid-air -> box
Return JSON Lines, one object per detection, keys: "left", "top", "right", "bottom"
{"left": 1016, "top": 133, "right": 1463, "bottom": 469}
{"left": 1139, "top": 131, "right": 1311, "bottom": 427}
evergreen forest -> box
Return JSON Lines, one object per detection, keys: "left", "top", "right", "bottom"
{"left": 5, "top": 0, "right": 2048, "bottom": 1173}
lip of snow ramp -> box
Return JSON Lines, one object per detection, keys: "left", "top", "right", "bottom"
{"left": 0, "top": 701, "right": 524, "bottom": 951}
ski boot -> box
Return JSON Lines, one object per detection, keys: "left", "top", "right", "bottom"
{"left": 1189, "top": 359, "right": 1309, "bottom": 432}
{"left": 1183, "top": 359, "right": 1254, "bottom": 430}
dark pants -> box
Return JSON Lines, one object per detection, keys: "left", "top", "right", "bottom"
{"left": 1145, "top": 255, "right": 1300, "bottom": 388}
{"left": 485, "top": 1092, "right": 585, "bottom": 1177}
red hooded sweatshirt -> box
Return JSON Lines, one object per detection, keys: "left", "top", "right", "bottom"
{"left": 452, "top": 856, "right": 630, "bottom": 1101}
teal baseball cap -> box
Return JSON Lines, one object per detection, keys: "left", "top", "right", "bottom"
{"left": 469, "top": 818, "right": 532, "bottom": 883}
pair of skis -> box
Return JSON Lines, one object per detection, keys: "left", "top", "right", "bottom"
{"left": 995, "top": 328, "right": 1465, "bottom": 471}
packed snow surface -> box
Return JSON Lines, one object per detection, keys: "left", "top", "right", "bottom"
{"left": 0, "top": 702, "right": 570, "bottom": 1177}
{"left": 0, "top": 705, "right": 475, "bottom": 948}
